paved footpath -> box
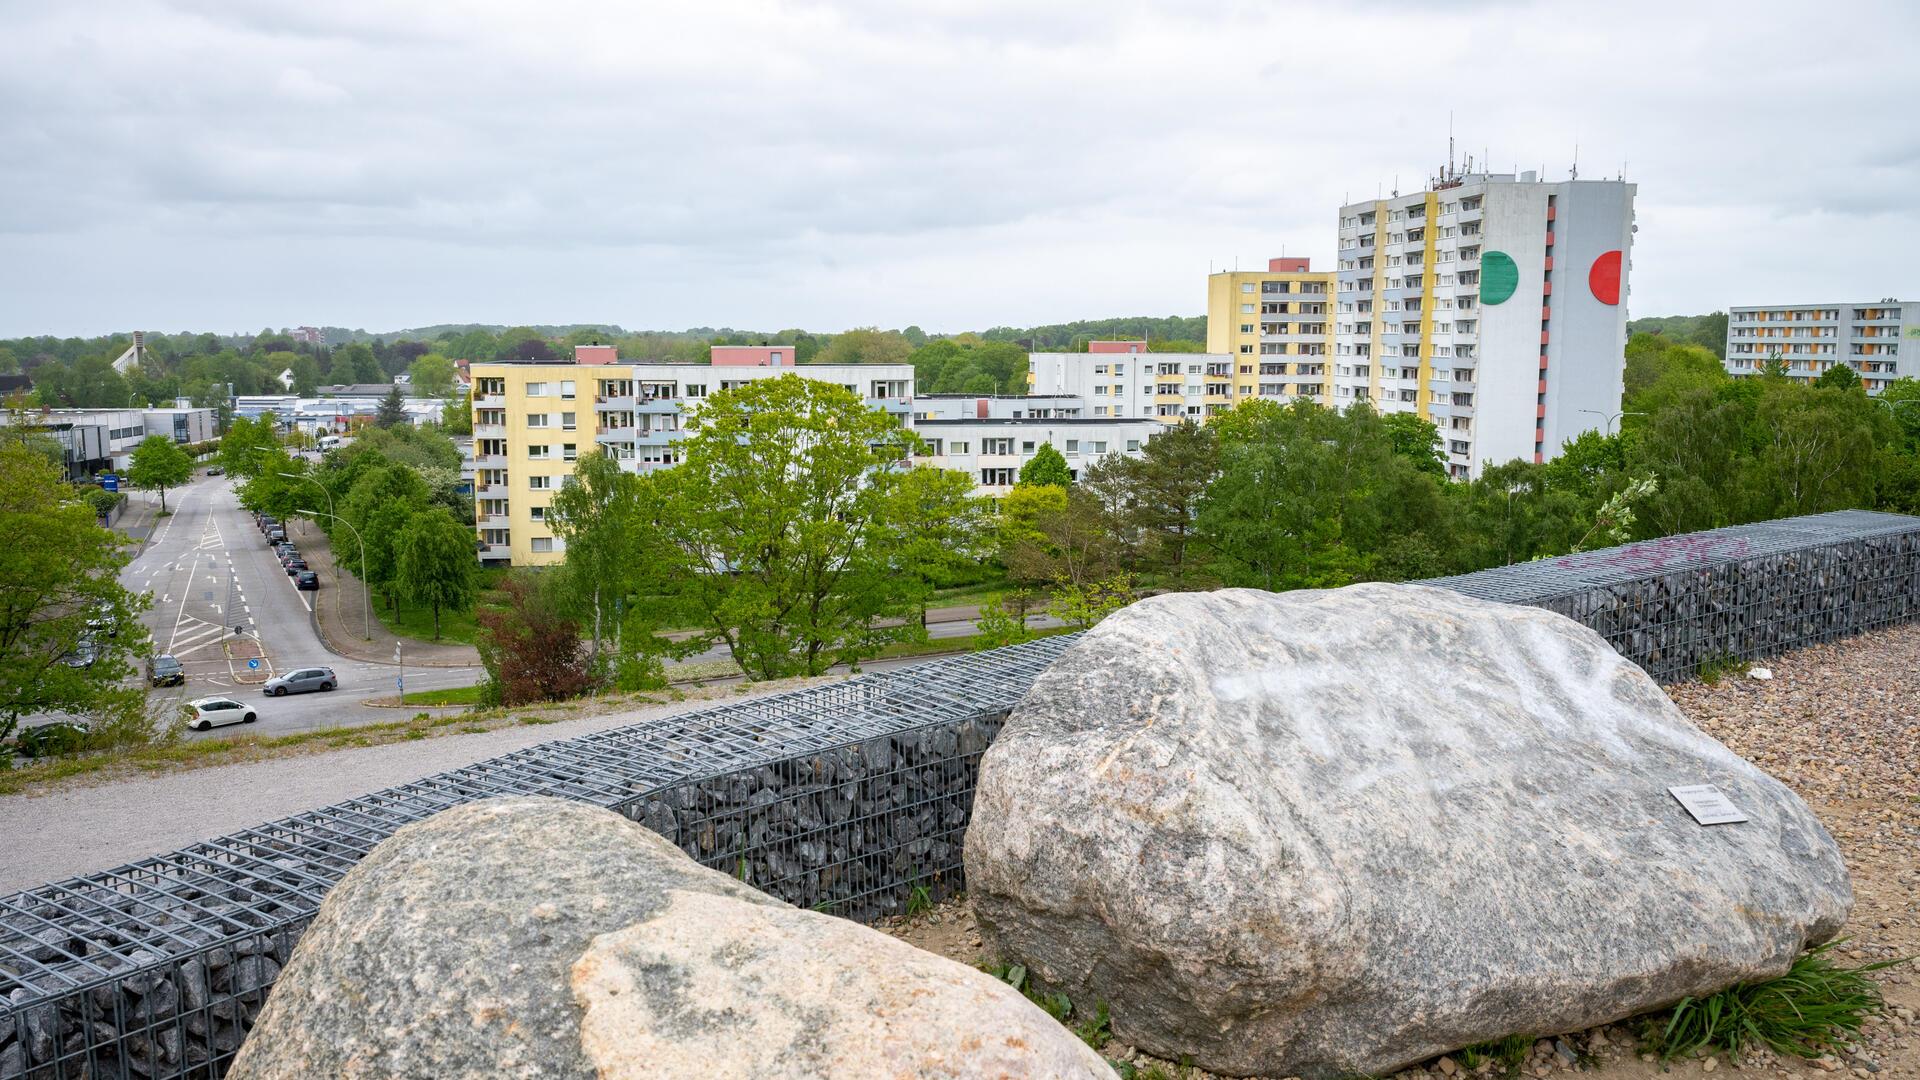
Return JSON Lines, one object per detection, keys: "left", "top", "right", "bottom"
{"left": 0, "top": 690, "right": 807, "bottom": 893}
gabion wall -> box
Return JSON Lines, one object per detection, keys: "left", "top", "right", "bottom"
{"left": 5, "top": 508, "right": 1918, "bottom": 1079}
{"left": 0, "top": 640, "right": 1071, "bottom": 1080}
{"left": 1421, "top": 510, "right": 1920, "bottom": 682}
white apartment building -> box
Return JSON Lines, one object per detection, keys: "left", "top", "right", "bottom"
{"left": 1027, "top": 346, "right": 1246, "bottom": 422}
{"left": 1336, "top": 170, "right": 1637, "bottom": 479}
{"left": 914, "top": 394, "right": 1085, "bottom": 421}
{"left": 915, "top": 416, "right": 1161, "bottom": 498}
{"left": 1724, "top": 301, "right": 1916, "bottom": 392}
{"left": 470, "top": 349, "right": 914, "bottom": 565}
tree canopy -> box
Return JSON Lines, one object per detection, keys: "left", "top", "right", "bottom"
{"left": 126, "top": 435, "right": 194, "bottom": 512}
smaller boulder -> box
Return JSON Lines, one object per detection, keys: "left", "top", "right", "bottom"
{"left": 230, "top": 796, "right": 1111, "bottom": 1080}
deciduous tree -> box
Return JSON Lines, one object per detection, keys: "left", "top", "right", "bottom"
{"left": 396, "top": 509, "right": 477, "bottom": 639}
{"left": 126, "top": 435, "right": 193, "bottom": 513}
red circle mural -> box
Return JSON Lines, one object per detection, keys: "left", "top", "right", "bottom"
{"left": 1588, "top": 250, "right": 1622, "bottom": 305}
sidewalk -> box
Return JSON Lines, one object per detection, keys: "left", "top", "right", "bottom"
{"left": 289, "top": 517, "right": 481, "bottom": 668}
{"left": 109, "top": 492, "right": 165, "bottom": 549}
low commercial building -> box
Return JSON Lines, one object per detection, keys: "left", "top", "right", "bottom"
{"left": 1724, "top": 300, "right": 1916, "bottom": 392}
{"left": 470, "top": 345, "right": 914, "bottom": 565}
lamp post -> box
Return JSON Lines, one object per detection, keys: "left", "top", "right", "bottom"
{"left": 1578, "top": 408, "right": 1646, "bottom": 436}
{"left": 279, "top": 472, "right": 370, "bottom": 641}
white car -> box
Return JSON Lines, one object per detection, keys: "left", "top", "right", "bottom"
{"left": 184, "top": 696, "right": 258, "bottom": 731}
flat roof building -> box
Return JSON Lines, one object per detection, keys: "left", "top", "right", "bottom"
{"left": 1724, "top": 301, "right": 1916, "bottom": 392}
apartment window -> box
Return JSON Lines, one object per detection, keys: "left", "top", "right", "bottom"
{"left": 1064, "top": 440, "right": 1079, "bottom": 454}
{"left": 950, "top": 441, "right": 970, "bottom": 454}
{"left": 529, "top": 506, "right": 546, "bottom": 522}
{"left": 982, "top": 438, "right": 1013, "bottom": 455}
{"left": 529, "top": 445, "right": 554, "bottom": 460}
{"left": 527, "top": 413, "right": 550, "bottom": 428}
{"left": 981, "top": 468, "right": 1016, "bottom": 486}
{"left": 1113, "top": 364, "right": 1125, "bottom": 375}
{"left": 563, "top": 443, "right": 578, "bottom": 461}
{"left": 1240, "top": 324, "right": 1254, "bottom": 334}
{"left": 528, "top": 475, "right": 553, "bottom": 490}
{"left": 531, "top": 537, "right": 554, "bottom": 553}
{"left": 1240, "top": 283, "right": 1254, "bottom": 293}
{"left": 1094, "top": 385, "right": 1108, "bottom": 395}
{"left": 1091, "top": 441, "right": 1107, "bottom": 453}
{"left": 1241, "top": 304, "right": 1255, "bottom": 314}
{"left": 1094, "top": 405, "right": 1109, "bottom": 416}
{"left": 559, "top": 380, "right": 576, "bottom": 399}
{"left": 525, "top": 382, "right": 548, "bottom": 396}
{"left": 561, "top": 411, "right": 576, "bottom": 431}
{"left": 1021, "top": 441, "right": 1036, "bottom": 454}
{"left": 685, "top": 384, "right": 707, "bottom": 398}
{"left": 1094, "top": 365, "right": 1108, "bottom": 374}
{"left": 1126, "top": 440, "right": 1141, "bottom": 452}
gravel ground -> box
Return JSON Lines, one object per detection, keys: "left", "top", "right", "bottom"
{"left": 884, "top": 622, "right": 1920, "bottom": 1079}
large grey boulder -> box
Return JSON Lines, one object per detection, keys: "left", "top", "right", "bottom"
{"left": 230, "top": 797, "right": 1113, "bottom": 1080}
{"left": 966, "top": 584, "right": 1852, "bottom": 1080}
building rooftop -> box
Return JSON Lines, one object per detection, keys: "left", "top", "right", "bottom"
{"left": 916, "top": 416, "right": 1160, "bottom": 427}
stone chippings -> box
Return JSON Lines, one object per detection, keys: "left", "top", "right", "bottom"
{"left": 625, "top": 715, "right": 1004, "bottom": 923}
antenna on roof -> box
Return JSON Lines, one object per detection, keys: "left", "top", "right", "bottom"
{"left": 1571, "top": 140, "right": 1579, "bottom": 180}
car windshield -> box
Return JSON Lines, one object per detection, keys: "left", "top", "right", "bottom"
{"left": 154, "top": 658, "right": 181, "bottom": 672}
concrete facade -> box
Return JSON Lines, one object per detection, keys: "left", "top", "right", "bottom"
{"left": 470, "top": 359, "right": 914, "bottom": 565}
{"left": 1205, "top": 259, "right": 1336, "bottom": 404}
{"left": 1027, "top": 349, "right": 1241, "bottom": 422}
{"left": 915, "top": 416, "right": 1160, "bottom": 498}
{"left": 1335, "top": 172, "right": 1637, "bottom": 479}
{"left": 1724, "top": 301, "right": 1916, "bottom": 392}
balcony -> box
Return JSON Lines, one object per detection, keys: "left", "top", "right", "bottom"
{"left": 636, "top": 429, "right": 682, "bottom": 446}
{"left": 475, "top": 483, "right": 508, "bottom": 499}
{"left": 478, "top": 512, "right": 509, "bottom": 529}
{"left": 637, "top": 398, "right": 681, "bottom": 414}
{"left": 477, "top": 543, "right": 512, "bottom": 562}
{"left": 474, "top": 453, "right": 506, "bottom": 469}
{"left": 865, "top": 397, "right": 913, "bottom": 415}
{"left": 473, "top": 423, "right": 505, "bottom": 439}
{"left": 473, "top": 393, "right": 505, "bottom": 408}
{"left": 595, "top": 425, "right": 635, "bottom": 443}
{"left": 594, "top": 395, "right": 636, "bottom": 411}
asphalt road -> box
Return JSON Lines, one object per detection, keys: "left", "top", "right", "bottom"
{"left": 124, "top": 474, "right": 483, "bottom": 737}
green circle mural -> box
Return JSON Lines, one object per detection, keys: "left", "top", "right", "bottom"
{"left": 1480, "top": 250, "right": 1518, "bottom": 305}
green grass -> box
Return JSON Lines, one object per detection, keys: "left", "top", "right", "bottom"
{"left": 392, "top": 684, "right": 488, "bottom": 707}
{"left": 1696, "top": 652, "right": 1752, "bottom": 686}
{"left": 1458, "top": 1034, "right": 1533, "bottom": 1075}
{"left": 867, "top": 624, "right": 1078, "bottom": 662}
{"left": 1644, "top": 941, "right": 1906, "bottom": 1062}
{"left": 369, "top": 566, "right": 508, "bottom": 646}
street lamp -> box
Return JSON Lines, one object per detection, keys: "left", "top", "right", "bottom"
{"left": 1578, "top": 409, "right": 1646, "bottom": 436}
{"left": 279, "top": 472, "right": 370, "bottom": 641}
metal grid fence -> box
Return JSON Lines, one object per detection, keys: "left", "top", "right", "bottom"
{"left": 0, "top": 637, "right": 1074, "bottom": 1080}
{"left": 1421, "top": 510, "right": 1920, "bottom": 681}
{"left": 5, "top": 509, "right": 1918, "bottom": 1078}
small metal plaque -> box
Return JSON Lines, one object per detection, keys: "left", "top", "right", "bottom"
{"left": 1669, "top": 784, "right": 1748, "bottom": 826}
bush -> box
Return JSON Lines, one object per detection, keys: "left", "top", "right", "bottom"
{"left": 475, "top": 573, "right": 594, "bottom": 705}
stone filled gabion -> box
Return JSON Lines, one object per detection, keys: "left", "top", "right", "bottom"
{"left": 622, "top": 714, "right": 1004, "bottom": 922}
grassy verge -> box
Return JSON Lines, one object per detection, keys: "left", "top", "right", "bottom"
{"left": 366, "top": 568, "right": 507, "bottom": 647}
{"left": 390, "top": 684, "right": 488, "bottom": 707}
{"left": 866, "top": 625, "right": 1077, "bottom": 662}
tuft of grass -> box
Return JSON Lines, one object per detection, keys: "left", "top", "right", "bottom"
{"left": 1458, "top": 1034, "right": 1533, "bottom": 1075}
{"left": 904, "top": 884, "right": 934, "bottom": 917}
{"left": 1646, "top": 941, "right": 1905, "bottom": 1062}
{"left": 1696, "top": 652, "right": 1752, "bottom": 686}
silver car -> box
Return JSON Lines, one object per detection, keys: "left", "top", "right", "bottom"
{"left": 262, "top": 666, "right": 337, "bottom": 696}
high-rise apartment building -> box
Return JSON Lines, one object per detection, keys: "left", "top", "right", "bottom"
{"left": 1335, "top": 171, "right": 1636, "bottom": 479}
{"left": 1724, "top": 301, "right": 1915, "bottom": 391}
{"left": 470, "top": 346, "right": 912, "bottom": 565}
{"left": 1205, "top": 258, "right": 1336, "bottom": 402}
{"left": 1027, "top": 341, "right": 1245, "bottom": 423}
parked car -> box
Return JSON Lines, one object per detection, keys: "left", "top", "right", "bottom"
{"left": 284, "top": 558, "right": 308, "bottom": 574}
{"left": 266, "top": 528, "right": 286, "bottom": 544}
{"left": 146, "top": 654, "right": 185, "bottom": 687}
{"left": 61, "top": 643, "right": 98, "bottom": 669}
{"left": 14, "top": 720, "right": 89, "bottom": 757}
{"left": 263, "top": 667, "right": 336, "bottom": 696}
{"left": 206, "top": 466, "right": 224, "bottom": 476}
{"left": 295, "top": 571, "right": 319, "bottom": 590}
{"left": 184, "top": 697, "right": 256, "bottom": 730}
{"left": 278, "top": 549, "right": 301, "bottom": 566}
{"left": 257, "top": 514, "right": 277, "bottom": 531}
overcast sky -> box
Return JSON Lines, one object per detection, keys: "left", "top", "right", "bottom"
{"left": 2, "top": 0, "right": 1916, "bottom": 339}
